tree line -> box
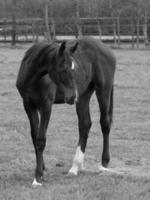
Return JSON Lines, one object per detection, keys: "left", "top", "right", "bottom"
{"left": 0, "top": 0, "right": 150, "bottom": 44}
{"left": 0, "top": 0, "right": 150, "bottom": 20}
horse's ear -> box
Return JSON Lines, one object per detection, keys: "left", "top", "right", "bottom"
{"left": 59, "top": 41, "right": 66, "bottom": 56}
{"left": 70, "top": 42, "right": 78, "bottom": 55}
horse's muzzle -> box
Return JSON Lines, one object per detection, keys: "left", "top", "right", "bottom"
{"left": 65, "top": 96, "right": 75, "bottom": 105}
{"left": 65, "top": 88, "right": 78, "bottom": 105}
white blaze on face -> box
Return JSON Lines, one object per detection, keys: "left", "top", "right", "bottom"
{"left": 69, "top": 146, "right": 85, "bottom": 175}
{"left": 71, "top": 61, "right": 75, "bottom": 70}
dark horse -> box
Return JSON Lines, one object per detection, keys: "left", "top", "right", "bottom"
{"left": 16, "top": 37, "right": 116, "bottom": 186}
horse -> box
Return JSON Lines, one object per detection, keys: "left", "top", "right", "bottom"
{"left": 16, "top": 37, "right": 116, "bottom": 186}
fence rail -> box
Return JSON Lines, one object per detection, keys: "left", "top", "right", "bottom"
{"left": 0, "top": 17, "right": 150, "bottom": 49}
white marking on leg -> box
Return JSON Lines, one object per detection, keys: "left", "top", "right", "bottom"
{"left": 69, "top": 146, "right": 84, "bottom": 175}
{"left": 32, "top": 178, "right": 42, "bottom": 187}
{"left": 99, "top": 165, "right": 109, "bottom": 172}
{"left": 98, "top": 165, "right": 124, "bottom": 175}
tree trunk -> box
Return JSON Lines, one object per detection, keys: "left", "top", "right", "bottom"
{"left": 76, "top": 0, "right": 82, "bottom": 38}
{"left": 44, "top": 0, "right": 51, "bottom": 42}
{"left": 49, "top": 0, "right": 55, "bottom": 42}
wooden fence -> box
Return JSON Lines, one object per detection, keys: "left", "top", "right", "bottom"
{"left": 0, "top": 17, "right": 150, "bottom": 48}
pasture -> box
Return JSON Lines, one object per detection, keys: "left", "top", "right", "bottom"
{"left": 0, "top": 44, "right": 150, "bottom": 200}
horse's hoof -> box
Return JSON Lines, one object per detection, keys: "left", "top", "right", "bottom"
{"left": 68, "top": 168, "right": 78, "bottom": 176}
{"left": 99, "top": 165, "right": 109, "bottom": 172}
{"left": 32, "top": 178, "right": 43, "bottom": 187}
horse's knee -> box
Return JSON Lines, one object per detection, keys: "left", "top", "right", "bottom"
{"left": 36, "top": 138, "right": 46, "bottom": 152}
{"left": 79, "top": 118, "right": 92, "bottom": 131}
{"left": 100, "top": 115, "right": 111, "bottom": 134}
{"left": 85, "top": 119, "right": 92, "bottom": 130}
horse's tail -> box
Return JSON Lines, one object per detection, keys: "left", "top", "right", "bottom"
{"left": 109, "top": 85, "right": 114, "bottom": 124}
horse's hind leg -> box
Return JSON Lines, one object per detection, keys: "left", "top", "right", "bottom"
{"left": 69, "top": 89, "right": 93, "bottom": 175}
{"left": 23, "top": 100, "right": 39, "bottom": 154}
{"left": 96, "top": 86, "right": 113, "bottom": 168}
{"left": 33, "top": 101, "right": 52, "bottom": 185}
{"left": 23, "top": 101, "right": 46, "bottom": 179}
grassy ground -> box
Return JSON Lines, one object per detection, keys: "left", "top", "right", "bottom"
{"left": 0, "top": 44, "right": 150, "bottom": 200}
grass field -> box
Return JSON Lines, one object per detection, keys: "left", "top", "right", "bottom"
{"left": 0, "top": 44, "right": 150, "bottom": 200}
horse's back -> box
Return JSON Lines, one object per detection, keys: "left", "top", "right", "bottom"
{"left": 68, "top": 37, "right": 116, "bottom": 92}
{"left": 69, "top": 37, "right": 116, "bottom": 67}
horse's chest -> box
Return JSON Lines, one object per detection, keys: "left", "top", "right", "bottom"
{"left": 74, "top": 56, "right": 92, "bottom": 93}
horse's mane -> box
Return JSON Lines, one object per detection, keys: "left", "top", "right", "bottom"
{"left": 23, "top": 42, "right": 58, "bottom": 66}
{"left": 17, "top": 42, "right": 58, "bottom": 90}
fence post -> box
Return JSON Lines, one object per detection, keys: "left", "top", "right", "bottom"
{"left": 143, "top": 12, "right": 148, "bottom": 46}
{"left": 12, "top": 0, "right": 16, "bottom": 45}
{"left": 136, "top": 18, "right": 140, "bottom": 48}
{"left": 113, "top": 19, "right": 117, "bottom": 47}
{"left": 117, "top": 16, "right": 120, "bottom": 48}
{"left": 131, "top": 22, "right": 135, "bottom": 49}
{"left": 31, "top": 22, "right": 36, "bottom": 42}
{"left": 98, "top": 19, "right": 102, "bottom": 40}
{"left": 3, "top": 20, "right": 7, "bottom": 43}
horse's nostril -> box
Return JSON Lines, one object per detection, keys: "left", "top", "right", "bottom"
{"left": 65, "top": 96, "right": 76, "bottom": 105}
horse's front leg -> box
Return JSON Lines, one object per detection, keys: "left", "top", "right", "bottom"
{"left": 32, "top": 101, "right": 52, "bottom": 186}
{"left": 69, "top": 90, "right": 93, "bottom": 175}
{"left": 96, "top": 87, "right": 113, "bottom": 169}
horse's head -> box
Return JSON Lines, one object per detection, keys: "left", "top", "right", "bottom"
{"left": 50, "top": 41, "right": 79, "bottom": 104}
